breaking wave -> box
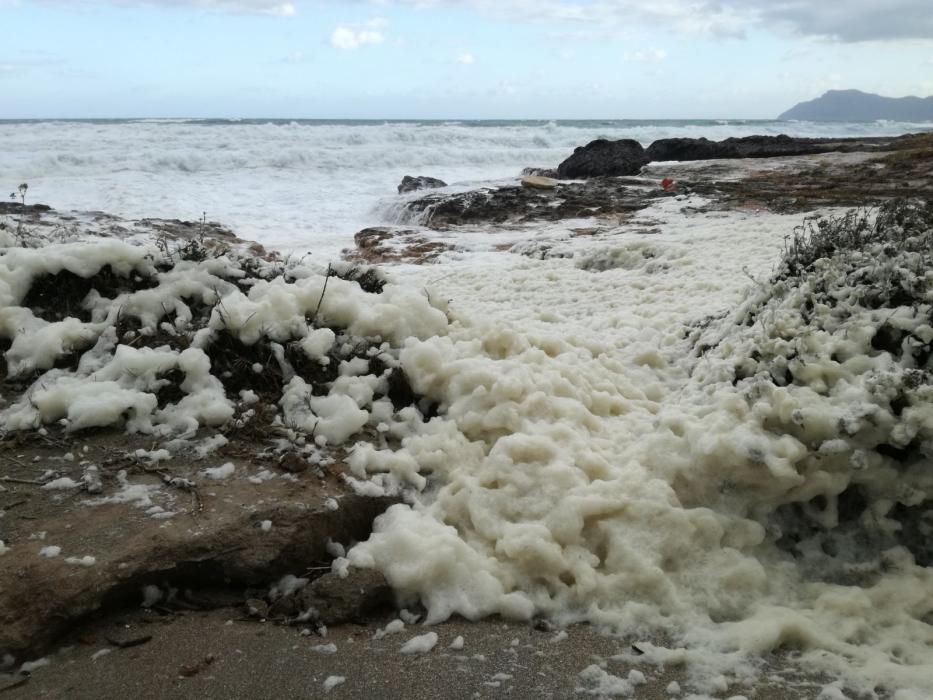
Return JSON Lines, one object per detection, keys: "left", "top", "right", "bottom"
{"left": 4, "top": 119, "right": 930, "bottom": 179}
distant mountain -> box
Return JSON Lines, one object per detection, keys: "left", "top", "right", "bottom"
{"left": 779, "top": 89, "right": 933, "bottom": 122}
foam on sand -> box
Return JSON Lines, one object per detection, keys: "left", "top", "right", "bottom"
{"left": 347, "top": 198, "right": 933, "bottom": 695}
{"left": 2, "top": 192, "right": 931, "bottom": 696}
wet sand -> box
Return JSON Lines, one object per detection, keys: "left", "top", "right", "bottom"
{"left": 3, "top": 609, "right": 823, "bottom": 699}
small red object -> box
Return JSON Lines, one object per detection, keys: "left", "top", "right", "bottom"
{"left": 660, "top": 178, "right": 675, "bottom": 191}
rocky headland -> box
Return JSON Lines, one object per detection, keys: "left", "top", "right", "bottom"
{"left": 779, "top": 89, "right": 933, "bottom": 121}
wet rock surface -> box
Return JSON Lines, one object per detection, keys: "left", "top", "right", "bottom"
{"left": 348, "top": 226, "right": 453, "bottom": 263}
{"left": 521, "top": 167, "right": 559, "bottom": 179}
{"left": 0, "top": 202, "right": 270, "bottom": 258}
{"left": 556, "top": 138, "right": 649, "bottom": 179}
{"left": 400, "top": 179, "right": 652, "bottom": 229}
{"left": 644, "top": 134, "right": 890, "bottom": 162}
{"left": 520, "top": 175, "right": 557, "bottom": 189}
{"left": 0, "top": 430, "right": 398, "bottom": 659}
{"left": 668, "top": 135, "right": 933, "bottom": 213}
{"left": 300, "top": 568, "right": 394, "bottom": 625}
{"left": 392, "top": 133, "right": 931, "bottom": 230}
{"left": 398, "top": 176, "right": 447, "bottom": 194}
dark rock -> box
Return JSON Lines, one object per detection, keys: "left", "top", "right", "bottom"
{"left": 676, "top": 137, "right": 933, "bottom": 213}
{"left": 400, "top": 180, "right": 649, "bottom": 229}
{"left": 136, "top": 217, "right": 237, "bottom": 241}
{"left": 349, "top": 227, "right": 451, "bottom": 264}
{"left": 521, "top": 167, "right": 559, "bottom": 179}
{"left": 182, "top": 589, "right": 244, "bottom": 610}
{"left": 646, "top": 135, "right": 873, "bottom": 163}
{"left": 298, "top": 568, "right": 393, "bottom": 625}
{"left": 398, "top": 176, "right": 447, "bottom": 194}
{"left": 178, "top": 654, "right": 215, "bottom": 678}
{"left": 278, "top": 452, "right": 309, "bottom": 474}
{"left": 354, "top": 227, "right": 394, "bottom": 250}
{"left": 521, "top": 175, "right": 558, "bottom": 189}
{"left": 646, "top": 137, "right": 741, "bottom": 162}
{"left": 268, "top": 593, "right": 305, "bottom": 618}
{"left": 556, "top": 139, "right": 649, "bottom": 179}
{"left": 245, "top": 598, "right": 270, "bottom": 619}
{"left": 0, "top": 202, "right": 51, "bottom": 215}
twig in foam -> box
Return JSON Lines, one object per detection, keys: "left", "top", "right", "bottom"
{"left": 311, "top": 264, "right": 333, "bottom": 324}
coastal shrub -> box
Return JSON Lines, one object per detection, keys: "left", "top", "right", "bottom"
{"left": 778, "top": 200, "right": 933, "bottom": 280}
{"left": 8, "top": 183, "right": 27, "bottom": 206}
{"left": 0, "top": 241, "right": 433, "bottom": 449}
{"left": 686, "top": 198, "right": 932, "bottom": 576}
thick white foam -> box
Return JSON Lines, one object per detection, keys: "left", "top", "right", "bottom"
{"left": 346, "top": 198, "right": 933, "bottom": 696}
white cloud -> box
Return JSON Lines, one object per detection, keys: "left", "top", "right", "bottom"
{"left": 265, "top": 2, "right": 295, "bottom": 16}
{"left": 20, "top": 0, "right": 933, "bottom": 40}
{"left": 623, "top": 48, "right": 666, "bottom": 63}
{"left": 386, "top": 0, "right": 748, "bottom": 38}
{"left": 330, "top": 26, "right": 385, "bottom": 50}
{"left": 456, "top": 52, "right": 475, "bottom": 64}
{"left": 172, "top": 0, "right": 297, "bottom": 14}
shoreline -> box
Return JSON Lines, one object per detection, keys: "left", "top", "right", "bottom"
{"left": 2, "top": 137, "right": 932, "bottom": 698}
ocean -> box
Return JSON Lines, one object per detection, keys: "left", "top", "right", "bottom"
{"left": 1, "top": 118, "right": 929, "bottom": 257}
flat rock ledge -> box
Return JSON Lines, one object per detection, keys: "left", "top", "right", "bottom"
{"left": 396, "top": 134, "right": 933, "bottom": 227}
{"left": 0, "top": 461, "right": 396, "bottom": 660}
{"left": 398, "top": 179, "right": 652, "bottom": 229}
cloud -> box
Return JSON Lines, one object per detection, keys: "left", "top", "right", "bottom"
{"left": 385, "top": 0, "right": 748, "bottom": 38}
{"left": 749, "top": 0, "right": 933, "bottom": 42}
{"left": 177, "top": 0, "right": 296, "bottom": 15}
{"left": 260, "top": 1, "right": 295, "bottom": 16}
{"left": 21, "top": 0, "right": 297, "bottom": 15}
{"left": 456, "top": 52, "right": 475, "bottom": 64}
{"left": 379, "top": 0, "right": 933, "bottom": 42}
{"left": 18, "top": 0, "right": 933, "bottom": 40}
{"left": 330, "top": 26, "right": 385, "bottom": 50}
{"left": 623, "top": 48, "right": 666, "bottom": 63}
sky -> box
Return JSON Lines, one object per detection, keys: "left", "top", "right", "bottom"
{"left": 1, "top": 0, "right": 932, "bottom": 119}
